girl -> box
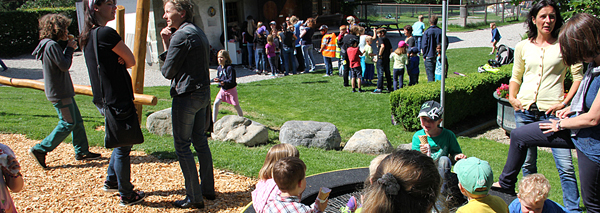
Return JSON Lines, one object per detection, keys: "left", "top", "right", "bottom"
{"left": 212, "top": 50, "right": 243, "bottom": 122}
{"left": 490, "top": 22, "right": 501, "bottom": 55}
{"left": 254, "top": 22, "right": 268, "bottom": 74}
{"left": 362, "top": 149, "right": 441, "bottom": 213}
{"left": 300, "top": 18, "right": 316, "bottom": 73}
{"left": 252, "top": 144, "right": 300, "bottom": 213}
{"left": 390, "top": 41, "right": 408, "bottom": 90}
{"left": 363, "top": 36, "right": 376, "bottom": 85}
{"left": 81, "top": 0, "right": 144, "bottom": 206}
{"left": 435, "top": 44, "right": 448, "bottom": 81}
{"left": 265, "top": 35, "right": 277, "bottom": 76}
{"left": 0, "top": 143, "right": 23, "bottom": 213}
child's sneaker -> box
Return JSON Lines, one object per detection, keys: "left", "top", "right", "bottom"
{"left": 119, "top": 191, "right": 145, "bottom": 206}
{"left": 102, "top": 181, "right": 118, "bottom": 192}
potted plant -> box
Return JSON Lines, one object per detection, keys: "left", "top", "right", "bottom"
{"left": 493, "top": 83, "right": 516, "bottom": 133}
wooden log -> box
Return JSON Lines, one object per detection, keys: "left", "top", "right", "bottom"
{"left": 131, "top": 0, "right": 151, "bottom": 123}
{"left": 0, "top": 76, "right": 157, "bottom": 106}
{"left": 116, "top": 5, "right": 125, "bottom": 37}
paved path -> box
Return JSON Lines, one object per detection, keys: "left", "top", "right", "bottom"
{"left": 0, "top": 23, "right": 526, "bottom": 87}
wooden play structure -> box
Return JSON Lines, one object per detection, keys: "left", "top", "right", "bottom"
{"left": 0, "top": 0, "right": 156, "bottom": 122}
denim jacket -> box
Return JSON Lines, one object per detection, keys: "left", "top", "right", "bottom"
{"left": 160, "top": 22, "right": 211, "bottom": 97}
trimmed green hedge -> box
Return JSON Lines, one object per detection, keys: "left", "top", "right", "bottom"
{"left": 0, "top": 7, "right": 78, "bottom": 57}
{"left": 391, "top": 66, "right": 512, "bottom": 131}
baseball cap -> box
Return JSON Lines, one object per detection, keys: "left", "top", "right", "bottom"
{"left": 270, "top": 21, "right": 277, "bottom": 25}
{"left": 319, "top": 25, "right": 328, "bottom": 30}
{"left": 398, "top": 41, "right": 407, "bottom": 48}
{"left": 417, "top": 100, "right": 443, "bottom": 121}
{"left": 409, "top": 47, "right": 419, "bottom": 54}
{"left": 454, "top": 157, "right": 493, "bottom": 195}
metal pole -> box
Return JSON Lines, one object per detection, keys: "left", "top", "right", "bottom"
{"left": 441, "top": 0, "right": 448, "bottom": 127}
{"left": 222, "top": 0, "right": 228, "bottom": 51}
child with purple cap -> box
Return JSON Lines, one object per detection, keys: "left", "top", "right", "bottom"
{"left": 389, "top": 41, "right": 408, "bottom": 90}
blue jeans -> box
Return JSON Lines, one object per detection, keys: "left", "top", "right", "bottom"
{"left": 437, "top": 156, "right": 452, "bottom": 196}
{"left": 301, "top": 44, "right": 316, "bottom": 71}
{"left": 409, "top": 73, "right": 419, "bottom": 86}
{"left": 106, "top": 145, "right": 134, "bottom": 197}
{"left": 247, "top": 43, "right": 255, "bottom": 68}
{"left": 282, "top": 47, "right": 295, "bottom": 75}
{"left": 424, "top": 57, "right": 436, "bottom": 82}
{"left": 172, "top": 89, "right": 215, "bottom": 203}
{"left": 414, "top": 36, "right": 423, "bottom": 54}
{"left": 392, "top": 68, "right": 405, "bottom": 91}
{"left": 255, "top": 48, "right": 267, "bottom": 72}
{"left": 323, "top": 56, "right": 333, "bottom": 75}
{"left": 514, "top": 110, "right": 582, "bottom": 212}
{"left": 34, "top": 97, "right": 89, "bottom": 155}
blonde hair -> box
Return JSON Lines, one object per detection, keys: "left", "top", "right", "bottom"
{"left": 340, "top": 25, "right": 348, "bottom": 32}
{"left": 394, "top": 46, "right": 407, "bottom": 55}
{"left": 290, "top": 15, "right": 299, "bottom": 24}
{"left": 217, "top": 50, "right": 231, "bottom": 65}
{"left": 518, "top": 174, "right": 550, "bottom": 204}
{"left": 369, "top": 154, "right": 389, "bottom": 178}
{"left": 258, "top": 144, "right": 300, "bottom": 180}
{"left": 267, "top": 34, "right": 274, "bottom": 44}
{"left": 365, "top": 36, "right": 373, "bottom": 43}
{"left": 257, "top": 22, "right": 264, "bottom": 29}
{"left": 38, "top": 13, "right": 72, "bottom": 41}
{"left": 362, "top": 149, "right": 441, "bottom": 213}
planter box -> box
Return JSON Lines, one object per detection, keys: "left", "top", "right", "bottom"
{"left": 494, "top": 92, "right": 516, "bottom": 133}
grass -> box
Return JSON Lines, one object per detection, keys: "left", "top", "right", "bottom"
{"left": 0, "top": 47, "right": 576, "bottom": 206}
{"left": 364, "top": 14, "right": 523, "bottom": 32}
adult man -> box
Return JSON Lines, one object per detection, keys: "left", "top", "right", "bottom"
{"left": 319, "top": 25, "right": 336, "bottom": 77}
{"left": 160, "top": 0, "right": 215, "bottom": 209}
{"left": 422, "top": 15, "right": 447, "bottom": 82}
{"left": 339, "top": 26, "right": 359, "bottom": 87}
{"left": 290, "top": 16, "right": 305, "bottom": 72}
{"left": 373, "top": 28, "right": 392, "bottom": 93}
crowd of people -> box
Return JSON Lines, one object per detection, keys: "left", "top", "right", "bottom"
{"left": 3, "top": 0, "right": 600, "bottom": 211}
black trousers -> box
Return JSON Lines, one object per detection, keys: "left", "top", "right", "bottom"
{"left": 295, "top": 46, "right": 305, "bottom": 71}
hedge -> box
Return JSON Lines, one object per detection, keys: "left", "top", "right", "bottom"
{"left": 0, "top": 7, "right": 78, "bottom": 57}
{"left": 390, "top": 66, "right": 512, "bottom": 131}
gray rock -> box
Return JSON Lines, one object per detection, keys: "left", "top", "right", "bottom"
{"left": 213, "top": 115, "right": 268, "bottom": 146}
{"left": 343, "top": 129, "right": 394, "bottom": 154}
{"left": 397, "top": 143, "right": 413, "bottom": 150}
{"left": 279, "top": 121, "right": 341, "bottom": 150}
{"left": 146, "top": 108, "right": 173, "bottom": 136}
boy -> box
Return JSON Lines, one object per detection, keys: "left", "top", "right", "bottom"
{"left": 347, "top": 38, "right": 363, "bottom": 93}
{"left": 373, "top": 28, "right": 392, "bottom": 93}
{"left": 407, "top": 47, "right": 420, "bottom": 86}
{"left": 508, "top": 174, "right": 568, "bottom": 213}
{"left": 455, "top": 157, "right": 509, "bottom": 213}
{"left": 30, "top": 13, "right": 101, "bottom": 169}
{"left": 266, "top": 157, "right": 328, "bottom": 213}
{"left": 363, "top": 36, "right": 376, "bottom": 85}
{"left": 490, "top": 22, "right": 501, "bottom": 55}
{"left": 411, "top": 100, "right": 466, "bottom": 194}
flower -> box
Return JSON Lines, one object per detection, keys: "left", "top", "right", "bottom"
{"left": 496, "top": 83, "right": 509, "bottom": 99}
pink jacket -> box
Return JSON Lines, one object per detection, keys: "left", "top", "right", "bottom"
{"left": 252, "top": 179, "right": 281, "bottom": 213}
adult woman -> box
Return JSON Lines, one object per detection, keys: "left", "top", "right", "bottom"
{"left": 300, "top": 18, "right": 316, "bottom": 73}
{"left": 504, "top": 1, "right": 582, "bottom": 211}
{"left": 80, "top": 0, "right": 144, "bottom": 206}
{"left": 493, "top": 13, "right": 600, "bottom": 213}
{"left": 246, "top": 16, "right": 256, "bottom": 70}
{"left": 279, "top": 24, "right": 296, "bottom": 75}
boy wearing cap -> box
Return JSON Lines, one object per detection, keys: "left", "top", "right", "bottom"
{"left": 412, "top": 100, "right": 466, "bottom": 194}
{"left": 455, "top": 157, "right": 509, "bottom": 213}
{"left": 407, "top": 47, "right": 420, "bottom": 86}
{"left": 508, "top": 174, "right": 567, "bottom": 213}
{"left": 319, "top": 25, "right": 336, "bottom": 77}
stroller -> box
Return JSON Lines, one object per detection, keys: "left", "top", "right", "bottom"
{"left": 488, "top": 44, "right": 514, "bottom": 67}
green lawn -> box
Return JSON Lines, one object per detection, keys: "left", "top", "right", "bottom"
{"left": 0, "top": 47, "right": 577, "bottom": 206}
{"left": 363, "top": 14, "right": 523, "bottom": 32}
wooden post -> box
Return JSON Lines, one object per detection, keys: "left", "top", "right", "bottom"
{"left": 484, "top": 4, "right": 488, "bottom": 23}
{"left": 116, "top": 5, "right": 125, "bottom": 37}
{"left": 502, "top": 2, "right": 505, "bottom": 22}
{"left": 131, "top": 0, "right": 151, "bottom": 123}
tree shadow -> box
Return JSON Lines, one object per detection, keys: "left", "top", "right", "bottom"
{"left": 141, "top": 188, "right": 254, "bottom": 212}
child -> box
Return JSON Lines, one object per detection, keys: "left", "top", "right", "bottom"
{"left": 0, "top": 143, "right": 24, "bottom": 213}
{"left": 390, "top": 41, "right": 408, "bottom": 90}
{"left": 347, "top": 38, "right": 363, "bottom": 93}
{"left": 362, "top": 36, "right": 376, "bottom": 85}
{"left": 435, "top": 44, "right": 448, "bottom": 81}
{"left": 265, "top": 157, "right": 328, "bottom": 213}
{"left": 455, "top": 157, "right": 509, "bottom": 213}
{"left": 212, "top": 50, "right": 243, "bottom": 122}
{"left": 411, "top": 100, "right": 466, "bottom": 195}
{"left": 30, "top": 13, "right": 101, "bottom": 169}
{"left": 362, "top": 149, "right": 441, "bottom": 213}
{"left": 337, "top": 25, "right": 348, "bottom": 77}
{"left": 490, "top": 23, "right": 501, "bottom": 55}
{"left": 508, "top": 174, "right": 568, "bottom": 213}
{"left": 255, "top": 22, "right": 268, "bottom": 74}
{"left": 407, "top": 47, "right": 420, "bottom": 86}
{"left": 252, "top": 144, "right": 300, "bottom": 213}
{"left": 266, "top": 34, "right": 278, "bottom": 76}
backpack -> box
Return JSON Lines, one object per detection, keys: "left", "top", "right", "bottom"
{"left": 495, "top": 44, "right": 514, "bottom": 65}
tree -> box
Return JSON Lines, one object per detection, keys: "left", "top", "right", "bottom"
{"left": 509, "top": 0, "right": 600, "bottom": 18}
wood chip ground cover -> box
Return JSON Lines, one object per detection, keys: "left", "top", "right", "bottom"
{"left": 1, "top": 134, "right": 257, "bottom": 212}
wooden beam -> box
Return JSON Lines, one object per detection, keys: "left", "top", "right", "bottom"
{"left": 0, "top": 76, "right": 157, "bottom": 106}
{"left": 131, "top": 0, "right": 151, "bottom": 122}
{"left": 116, "top": 5, "right": 125, "bottom": 37}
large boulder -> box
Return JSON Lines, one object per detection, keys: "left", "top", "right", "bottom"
{"left": 343, "top": 129, "right": 393, "bottom": 154}
{"left": 146, "top": 108, "right": 173, "bottom": 136}
{"left": 212, "top": 115, "right": 268, "bottom": 146}
{"left": 397, "top": 143, "right": 413, "bottom": 150}
{"left": 279, "top": 121, "right": 341, "bottom": 150}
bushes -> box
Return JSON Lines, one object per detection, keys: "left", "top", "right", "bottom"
{"left": 0, "top": 7, "right": 77, "bottom": 57}
{"left": 390, "top": 66, "right": 512, "bottom": 131}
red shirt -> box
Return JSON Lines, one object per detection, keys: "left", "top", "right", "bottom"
{"left": 347, "top": 46, "right": 361, "bottom": 68}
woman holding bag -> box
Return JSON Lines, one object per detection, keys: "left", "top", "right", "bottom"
{"left": 80, "top": 0, "right": 145, "bottom": 206}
